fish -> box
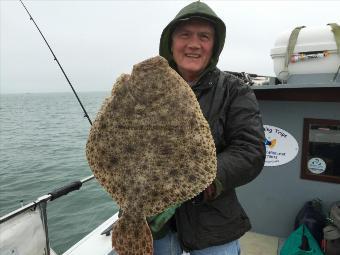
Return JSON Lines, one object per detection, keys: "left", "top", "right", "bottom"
{"left": 86, "top": 56, "right": 217, "bottom": 254}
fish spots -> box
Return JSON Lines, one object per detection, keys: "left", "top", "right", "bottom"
{"left": 188, "top": 174, "right": 197, "bottom": 182}
{"left": 120, "top": 185, "right": 127, "bottom": 193}
{"left": 111, "top": 156, "right": 119, "bottom": 166}
{"left": 133, "top": 229, "right": 139, "bottom": 238}
{"left": 140, "top": 163, "right": 148, "bottom": 171}
{"left": 159, "top": 114, "right": 167, "bottom": 122}
{"left": 100, "top": 122, "right": 107, "bottom": 130}
{"left": 150, "top": 190, "right": 158, "bottom": 198}
{"left": 189, "top": 118, "right": 196, "bottom": 128}
{"left": 155, "top": 160, "right": 162, "bottom": 167}
{"left": 97, "top": 161, "right": 103, "bottom": 169}
{"left": 151, "top": 175, "right": 160, "bottom": 182}
{"left": 159, "top": 144, "right": 173, "bottom": 156}
{"left": 168, "top": 169, "right": 179, "bottom": 177}
{"left": 150, "top": 136, "right": 160, "bottom": 145}
{"left": 176, "top": 127, "right": 185, "bottom": 136}
{"left": 124, "top": 144, "right": 136, "bottom": 154}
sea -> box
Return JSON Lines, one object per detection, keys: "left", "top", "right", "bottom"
{"left": 0, "top": 91, "right": 118, "bottom": 253}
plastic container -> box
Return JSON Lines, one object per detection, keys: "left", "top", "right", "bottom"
{"left": 270, "top": 25, "right": 340, "bottom": 81}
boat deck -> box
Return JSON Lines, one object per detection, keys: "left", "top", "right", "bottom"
{"left": 62, "top": 213, "right": 282, "bottom": 255}
{"left": 240, "top": 232, "right": 280, "bottom": 255}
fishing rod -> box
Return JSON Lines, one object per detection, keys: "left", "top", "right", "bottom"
{"left": 19, "top": 0, "right": 92, "bottom": 125}
{"left": 15, "top": 1, "right": 96, "bottom": 210}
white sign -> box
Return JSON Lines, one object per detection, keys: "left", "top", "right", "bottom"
{"left": 307, "top": 158, "right": 326, "bottom": 174}
{"left": 264, "top": 125, "right": 299, "bottom": 166}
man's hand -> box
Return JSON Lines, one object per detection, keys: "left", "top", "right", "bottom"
{"left": 203, "top": 183, "right": 216, "bottom": 201}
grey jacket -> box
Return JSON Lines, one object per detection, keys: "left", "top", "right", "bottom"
{"left": 175, "top": 68, "right": 266, "bottom": 251}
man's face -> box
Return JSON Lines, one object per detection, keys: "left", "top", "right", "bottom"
{"left": 171, "top": 19, "right": 215, "bottom": 82}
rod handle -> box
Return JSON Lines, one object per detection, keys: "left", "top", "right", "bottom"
{"left": 49, "top": 181, "right": 82, "bottom": 201}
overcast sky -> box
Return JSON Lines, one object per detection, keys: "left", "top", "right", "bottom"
{"left": 1, "top": 0, "right": 340, "bottom": 94}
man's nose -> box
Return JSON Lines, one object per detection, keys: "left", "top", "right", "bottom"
{"left": 187, "top": 34, "right": 201, "bottom": 49}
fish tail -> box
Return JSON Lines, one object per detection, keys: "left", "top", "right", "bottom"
{"left": 111, "top": 212, "right": 153, "bottom": 255}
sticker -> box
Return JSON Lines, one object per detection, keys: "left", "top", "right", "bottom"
{"left": 307, "top": 158, "right": 326, "bottom": 174}
{"left": 264, "top": 125, "right": 299, "bottom": 167}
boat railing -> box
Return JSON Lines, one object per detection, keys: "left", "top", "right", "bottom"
{"left": 0, "top": 175, "right": 95, "bottom": 255}
{"left": 0, "top": 175, "right": 94, "bottom": 224}
{"left": 224, "top": 70, "right": 279, "bottom": 86}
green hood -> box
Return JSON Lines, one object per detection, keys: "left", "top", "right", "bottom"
{"left": 159, "top": 1, "right": 226, "bottom": 75}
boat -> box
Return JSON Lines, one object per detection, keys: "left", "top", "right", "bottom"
{"left": 236, "top": 24, "right": 340, "bottom": 253}
{"left": 1, "top": 23, "right": 340, "bottom": 255}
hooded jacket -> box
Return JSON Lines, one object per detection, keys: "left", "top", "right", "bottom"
{"left": 160, "top": 1, "right": 226, "bottom": 79}
{"left": 159, "top": 1, "right": 266, "bottom": 251}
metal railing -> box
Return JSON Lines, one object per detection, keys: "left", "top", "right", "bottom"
{"left": 0, "top": 175, "right": 95, "bottom": 224}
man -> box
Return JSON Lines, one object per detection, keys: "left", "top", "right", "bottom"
{"left": 150, "top": 1, "right": 266, "bottom": 254}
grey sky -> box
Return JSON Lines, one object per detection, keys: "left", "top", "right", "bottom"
{"left": 1, "top": 0, "right": 340, "bottom": 94}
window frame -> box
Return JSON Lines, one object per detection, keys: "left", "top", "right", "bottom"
{"left": 301, "top": 118, "right": 340, "bottom": 184}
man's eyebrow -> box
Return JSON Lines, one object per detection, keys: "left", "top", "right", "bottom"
{"left": 174, "top": 27, "right": 190, "bottom": 33}
{"left": 199, "top": 31, "right": 214, "bottom": 35}
{"left": 174, "top": 29, "right": 213, "bottom": 34}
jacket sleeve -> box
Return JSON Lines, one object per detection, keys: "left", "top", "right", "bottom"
{"left": 216, "top": 80, "right": 266, "bottom": 191}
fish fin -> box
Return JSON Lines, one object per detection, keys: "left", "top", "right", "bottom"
{"left": 111, "top": 213, "right": 153, "bottom": 255}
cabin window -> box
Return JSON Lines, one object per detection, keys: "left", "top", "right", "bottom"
{"left": 301, "top": 118, "right": 340, "bottom": 184}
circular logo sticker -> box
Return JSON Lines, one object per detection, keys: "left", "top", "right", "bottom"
{"left": 264, "top": 125, "right": 299, "bottom": 167}
{"left": 307, "top": 158, "right": 326, "bottom": 174}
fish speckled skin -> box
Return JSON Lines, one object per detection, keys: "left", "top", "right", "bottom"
{"left": 86, "top": 56, "right": 216, "bottom": 254}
